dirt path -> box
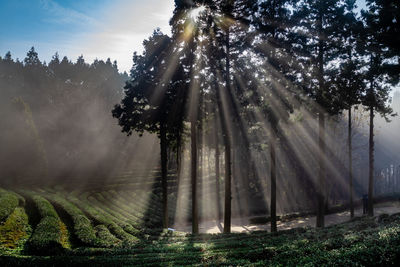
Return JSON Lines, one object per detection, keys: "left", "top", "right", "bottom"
{"left": 173, "top": 201, "right": 400, "bottom": 233}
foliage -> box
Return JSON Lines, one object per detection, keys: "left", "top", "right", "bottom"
{"left": 365, "top": 0, "right": 400, "bottom": 84}
{"left": 112, "top": 29, "right": 186, "bottom": 145}
{"left": 1, "top": 211, "right": 400, "bottom": 266}
{"left": 45, "top": 194, "right": 99, "bottom": 247}
{"left": 0, "top": 207, "right": 31, "bottom": 254}
{"left": 66, "top": 196, "right": 139, "bottom": 244}
{"left": 93, "top": 225, "right": 120, "bottom": 248}
{"left": 28, "top": 195, "right": 65, "bottom": 254}
{"left": 0, "top": 192, "right": 19, "bottom": 222}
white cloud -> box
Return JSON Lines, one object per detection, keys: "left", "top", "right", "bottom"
{"left": 39, "top": 0, "right": 97, "bottom": 25}
{"left": 74, "top": 0, "right": 174, "bottom": 72}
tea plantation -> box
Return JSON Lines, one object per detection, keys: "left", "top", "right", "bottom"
{"left": 1, "top": 186, "right": 400, "bottom": 266}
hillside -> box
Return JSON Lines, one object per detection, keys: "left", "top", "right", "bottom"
{"left": 1, "top": 187, "right": 400, "bottom": 266}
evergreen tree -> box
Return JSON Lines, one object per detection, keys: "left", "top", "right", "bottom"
{"left": 365, "top": 0, "right": 400, "bottom": 84}
{"left": 24, "top": 47, "right": 41, "bottom": 66}
{"left": 255, "top": 0, "right": 295, "bottom": 232}
{"left": 112, "top": 30, "right": 186, "bottom": 229}
{"left": 333, "top": 0, "right": 365, "bottom": 218}
{"left": 362, "top": 4, "right": 395, "bottom": 216}
{"left": 290, "top": 0, "right": 349, "bottom": 227}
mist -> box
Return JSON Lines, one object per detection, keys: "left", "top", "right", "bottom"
{"left": 0, "top": 50, "right": 159, "bottom": 188}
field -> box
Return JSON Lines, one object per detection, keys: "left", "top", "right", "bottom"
{"left": 1, "top": 182, "right": 400, "bottom": 267}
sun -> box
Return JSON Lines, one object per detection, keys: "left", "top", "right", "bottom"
{"left": 189, "top": 5, "right": 206, "bottom": 21}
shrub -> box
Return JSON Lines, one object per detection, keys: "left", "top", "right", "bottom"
{"left": 94, "top": 225, "right": 120, "bottom": 247}
{"left": 67, "top": 196, "right": 138, "bottom": 244}
{"left": 28, "top": 195, "right": 64, "bottom": 254}
{"left": 0, "top": 192, "right": 19, "bottom": 222}
{"left": 0, "top": 207, "right": 31, "bottom": 251}
{"left": 47, "top": 195, "right": 98, "bottom": 246}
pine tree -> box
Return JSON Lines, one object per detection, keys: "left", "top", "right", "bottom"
{"left": 112, "top": 30, "right": 186, "bottom": 229}
{"left": 290, "top": 0, "right": 349, "bottom": 227}
{"left": 333, "top": 0, "right": 365, "bottom": 218}
{"left": 361, "top": 3, "right": 395, "bottom": 216}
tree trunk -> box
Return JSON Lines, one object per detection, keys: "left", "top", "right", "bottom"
{"left": 270, "top": 137, "right": 277, "bottom": 232}
{"left": 223, "top": 27, "right": 232, "bottom": 234}
{"left": 368, "top": 105, "right": 374, "bottom": 216}
{"left": 191, "top": 120, "right": 199, "bottom": 233}
{"left": 316, "top": 10, "right": 325, "bottom": 228}
{"left": 348, "top": 107, "right": 354, "bottom": 218}
{"left": 215, "top": 120, "right": 222, "bottom": 221}
{"left": 223, "top": 135, "right": 232, "bottom": 233}
{"left": 316, "top": 112, "right": 325, "bottom": 228}
{"left": 160, "top": 123, "right": 168, "bottom": 229}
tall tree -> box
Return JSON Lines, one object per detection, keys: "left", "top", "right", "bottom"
{"left": 290, "top": 0, "right": 348, "bottom": 227}
{"left": 256, "top": 0, "right": 294, "bottom": 233}
{"left": 333, "top": 0, "right": 365, "bottom": 218}
{"left": 112, "top": 30, "right": 186, "bottom": 229}
{"left": 362, "top": 4, "right": 395, "bottom": 216}
{"left": 365, "top": 0, "right": 400, "bottom": 84}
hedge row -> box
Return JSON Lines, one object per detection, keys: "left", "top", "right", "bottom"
{"left": 0, "top": 191, "right": 20, "bottom": 222}
{"left": 45, "top": 194, "right": 98, "bottom": 246}
{"left": 67, "top": 196, "right": 138, "bottom": 244}
{"left": 28, "top": 195, "right": 64, "bottom": 254}
{"left": 0, "top": 207, "right": 32, "bottom": 252}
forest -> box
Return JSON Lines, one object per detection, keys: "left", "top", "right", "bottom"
{"left": 1, "top": 0, "right": 400, "bottom": 266}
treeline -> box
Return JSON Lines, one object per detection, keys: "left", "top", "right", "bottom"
{"left": 113, "top": 0, "right": 399, "bottom": 232}
{"left": 0, "top": 48, "right": 156, "bottom": 184}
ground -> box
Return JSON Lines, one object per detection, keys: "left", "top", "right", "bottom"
{"left": 174, "top": 201, "right": 400, "bottom": 233}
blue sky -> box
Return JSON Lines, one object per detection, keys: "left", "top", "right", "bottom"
{"left": 0, "top": 0, "right": 174, "bottom": 72}
{"left": 0, "top": 0, "right": 367, "bottom": 73}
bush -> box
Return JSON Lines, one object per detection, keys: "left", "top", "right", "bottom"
{"left": 28, "top": 195, "right": 64, "bottom": 254}
{"left": 67, "top": 196, "right": 138, "bottom": 244}
{"left": 32, "top": 196, "right": 58, "bottom": 218}
{"left": 47, "top": 195, "right": 98, "bottom": 246}
{"left": 0, "top": 192, "right": 19, "bottom": 222}
{"left": 94, "top": 225, "right": 120, "bottom": 247}
{"left": 0, "top": 207, "right": 31, "bottom": 251}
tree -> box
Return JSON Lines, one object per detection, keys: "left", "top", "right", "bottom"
{"left": 201, "top": 0, "right": 257, "bottom": 234}
{"left": 255, "top": 0, "right": 295, "bottom": 233}
{"left": 112, "top": 30, "right": 186, "bottom": 229}
{"left": 361, "top": 4, "right": 395, "bottom": 216}
{"left": 333, "top": 0, "right": 365, "bottom": 218}
{"left": 24, "top": 47, "right": 41, "bottom": 66}
{"left": 365, "top": 0, "right": 400, "bottom": 84}
{"left": 290, "top": 0, "right": 349, "bottom": 227}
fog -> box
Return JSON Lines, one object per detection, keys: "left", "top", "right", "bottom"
{"left": 0, "top": 51, "right": 159, "bottom": 188}
{"left": 1, "top": 49, "right": 399, "bottom": 222}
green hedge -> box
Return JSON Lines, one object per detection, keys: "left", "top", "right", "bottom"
{"left": 94, "top": 225, "right": 120, "bottom": 247}
{"left": 67, "top": 196, "right": 138, "bottom": 244}
{"left": 0, "top": 192, "right": 19, "bottom": 222}
{"left": 46, "top": 195, "right": 98, "bottom": 246}
{"left": 28, "top": 196, "right": 63, "bottom": 254}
